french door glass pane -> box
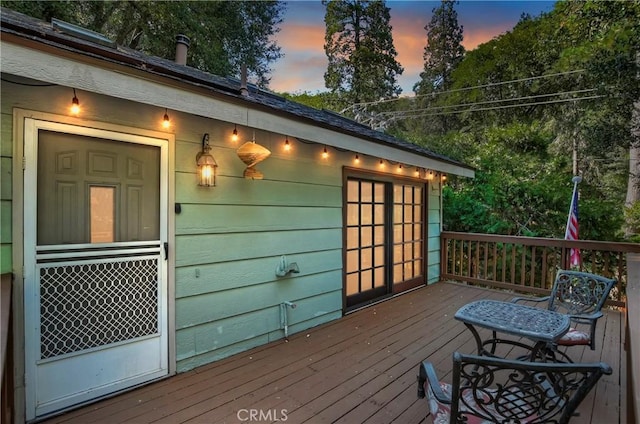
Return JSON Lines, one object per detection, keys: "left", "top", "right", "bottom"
{"left": 392, "top": 184, "right": 424, "bottom": 286}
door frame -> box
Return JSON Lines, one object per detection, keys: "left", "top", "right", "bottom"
{"left": 342, "top": 167, "right": 427, "bottom": 312}
{"left": 12, "top": 109, "right": 176, "bottom": 422}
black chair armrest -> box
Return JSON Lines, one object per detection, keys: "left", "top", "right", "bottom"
{"left": 417, "top": 360, "right": 451, "bottom": 404}
{"left": 511, "top": 295, "right": 550, "bottom": 304}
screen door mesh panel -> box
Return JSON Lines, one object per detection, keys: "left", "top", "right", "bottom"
{"left": 39, "top": 258, "right": 159, "bottom": 359}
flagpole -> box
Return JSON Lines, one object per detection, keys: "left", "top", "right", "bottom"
{"left": 565, "top": 176, "right": 582, "bottom": 239}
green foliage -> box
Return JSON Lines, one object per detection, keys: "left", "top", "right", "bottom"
{"left": 443, "top": 124, "right": 565, "bottom": 236}
{"left": 1, "top": 0, "right": 284, "bottom": 87}
{"left": 625, "top": 201, "right": 640, "bottom": 243}
{"left": 396, "top": 1, "right": 638, "bottom": 242}
{"left": 280, "top": 91, "right": 336, "bottom": 110}
{"left": 323, "top": 0, "right": 403, "bottom": 111}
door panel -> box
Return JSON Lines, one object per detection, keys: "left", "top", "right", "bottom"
{"left": 37, "top": 130, "right": 160, "bottom": 245}
{"left": 24, "top": 120, "right": 168, "bottom": 420}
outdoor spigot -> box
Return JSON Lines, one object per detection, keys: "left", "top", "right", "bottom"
{"left": 276, "top": 255, "right": 300, "bottom": 277}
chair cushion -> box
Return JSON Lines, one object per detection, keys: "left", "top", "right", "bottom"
{"left": 427, "top": 381, "right": 538, "bottom": 424}
{"left": 557, "top": 328, "right": 590, "bottom": 346}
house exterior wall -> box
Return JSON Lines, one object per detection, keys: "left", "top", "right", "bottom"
{"left": 1, "top": 102, "right": 12, "bottom": 274}
{"left": 1, "top": 78, "right": 443, "bottom": 375}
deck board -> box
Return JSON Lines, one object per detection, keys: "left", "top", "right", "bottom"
{"left": 42, "top": 282, "right": 624, "bottom": 424}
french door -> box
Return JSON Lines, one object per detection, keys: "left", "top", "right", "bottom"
{"left": 23, "top": 119, "right": 169, "bottom": 420}
{"left": 344, "top": 174, "right": 426, "bottom": 310}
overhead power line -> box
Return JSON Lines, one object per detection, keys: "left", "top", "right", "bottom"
{"left": 342, "top": 68, "right": 586, "bottom": 113}
{"left": 381, "top": 94, "right": 604, "bottom": 122}
{"left": 377, "top": 88, "right": 599, "bottom": 117}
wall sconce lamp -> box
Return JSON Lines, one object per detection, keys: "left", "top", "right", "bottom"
{"left": 162, "top": 108, "right": 170, "bottom": 129}
{"left": 196, "top": 133, "right": 217, "bottom": 187}
{"left": 70, "top": 88, "right": 80, "bottom": 115}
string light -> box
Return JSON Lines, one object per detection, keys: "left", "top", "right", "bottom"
{"left": 397, "top": 163, "right": 403, "bottom": 173}
{"left": 354, "top": 154, "right": 360, "bottom": 164}
{"left": 322, "top": 146, "right": 329, "bottom": 159}
{"left": 441, "top": 174, "right": 447, "bottom": 182}
{"left": 379, "top": 159, "right": 385, "bottom": 169}
{"left": 284, "top": 136, "right": 291, "bottom": 151}
{"left": 232, "top": 124, "right": 239, "bottom": 142}
{"left": 70, "top": 88, "right": 80, "bottom": 115}
{"left": 414, "top": 168, "right": 421, "bottom": 177}
{"left": 427, "top": 171, "right": 434, "bottom": 180}
{"left": 162, "top": 108, "right": 170, "bottom": 129}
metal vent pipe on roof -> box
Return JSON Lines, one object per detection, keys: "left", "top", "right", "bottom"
{"left": 175, "top": 34, "right": 190, "bottom": 65}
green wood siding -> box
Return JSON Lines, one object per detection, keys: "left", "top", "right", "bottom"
{"left": 173, "top": 128, "right": 347, "bottom": 371}
{"left": 427, "top": 183, "right": 442, "bottom": 284}
{"left": 0, "top": 108, "right": 13, "bottom": 274}
{"left": 1, "top": 79, "right": 445, "bottom": 372}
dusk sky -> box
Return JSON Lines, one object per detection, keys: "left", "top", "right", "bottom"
{"left": 269, "top": 0, "right": 557, "bottom": 95}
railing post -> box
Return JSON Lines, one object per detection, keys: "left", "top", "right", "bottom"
{"left": 626, "top": 253, "right": 640, "bottom": 424}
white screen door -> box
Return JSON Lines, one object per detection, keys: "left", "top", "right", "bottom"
{"left": 23, "top": 119, "right": 169, "bottom": 420}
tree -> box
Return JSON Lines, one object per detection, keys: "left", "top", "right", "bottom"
{"left": 1, "top": 0, "right": 285, "bottom": 87}
{"left": 405, "top": 2, "right": 636, "bottom": 242}
{"left": 414, "top": 0, "right": 464, "bottom": 96}
{"left": 412, "top": 0, "right": 465, "bottom": 133}
{"left": 323, "top": 0, "right": 403, "bottom": 111}
{"left": 548, "top": 1, "right": 640, "bottom": 239}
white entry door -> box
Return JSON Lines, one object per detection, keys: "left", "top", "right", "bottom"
{"left": 23, "top": 119, "right": 169, "bottom": 420}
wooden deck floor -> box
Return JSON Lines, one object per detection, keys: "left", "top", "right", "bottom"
{"left": 43, "top": 282, "right": 625, "bottom": 424}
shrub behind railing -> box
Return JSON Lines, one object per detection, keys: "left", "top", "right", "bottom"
{"left": 440, "top": 232, "right": 640, "bottom": 307}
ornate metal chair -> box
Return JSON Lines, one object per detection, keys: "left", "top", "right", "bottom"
{"left": 511, "top": 270, "right": 617, "bottom": 361}
{"left": 417, "top": 352, "right": 612, "bottom": 424}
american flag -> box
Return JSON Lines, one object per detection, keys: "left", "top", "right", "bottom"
{"left": 565, "top": 181, "right": 580, "bottom": 267}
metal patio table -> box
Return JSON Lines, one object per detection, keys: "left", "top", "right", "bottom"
{"left": 455, "top": 299, "right": 571, "bottom": 361}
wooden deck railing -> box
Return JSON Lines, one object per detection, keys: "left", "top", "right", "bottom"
{"left": 440, "top": 231, "right": 640, "bottom": 307}
{"left": 440, "top": 232, "right": 640, "bottom": 420}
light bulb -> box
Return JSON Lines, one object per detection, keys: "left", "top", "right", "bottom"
{"left": 162, "top": 109, "right": 170, "bottom": 129}
{"left": 322, "top": 146, "right": 329, "bottom": 159}
{"left": 70, "top": 89, "right": 80, "bottom": 115}
{"left": 232, "top": 125, "right": 239, "bottom": 142}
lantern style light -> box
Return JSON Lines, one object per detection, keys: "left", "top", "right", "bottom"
{"left": 196, "top": 133, "right": 217, "bottom": 186}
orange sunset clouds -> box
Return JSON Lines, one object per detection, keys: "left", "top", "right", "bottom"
{"left": 270, "top": 1, "right": 555, "bottom": 95}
